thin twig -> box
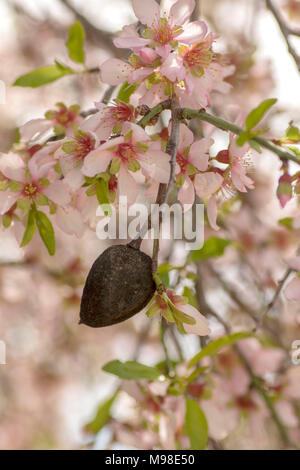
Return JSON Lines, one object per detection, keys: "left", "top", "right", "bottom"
{"left": 266, "top": 0, "right": 300, "bottom": 72}
{"left": 199, "top": 297, "right": 296, "bottom": 448}
{"left": 256, "top": 268, "right": 292, "bottom": 330}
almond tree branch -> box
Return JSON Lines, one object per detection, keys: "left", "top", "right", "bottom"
{"left": 152, "top": 97, "right": 180, "bottom": 271}
{"left": 256, "top": 267, "right": 292, "bottom": 330}
{"left": 194, "top": 274, "right": 296, "bottom": 448}
{"left": 266, "top": 0, "right": 300, "bottom": 72}
{"left": 183, "top": 108, "right": 300, "bottom": 165}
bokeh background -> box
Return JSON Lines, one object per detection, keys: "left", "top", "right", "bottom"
{"left": 0, "top": 0, "right": 300, "bottom": 450}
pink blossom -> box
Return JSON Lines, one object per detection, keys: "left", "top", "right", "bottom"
{"left": 19, "top": 103, "right": 80, "bottom": 143}
{"left": 147, "top": 288, "right": 210, "bottom": 336}
{"left": 115, "top": 0, "right": 207, "bottom": 54}
{"left": 0, "top": 151, "right": 70, "bottom": 215}
{"left": 228, "top": 137, "right": 254, "bottom": 193}
{"left": 194, "top": 171, "right": 223, "bottom": 199}
{"left": 174, "top": 124, "right": 213, "bottom": 209}
{"left": 81, "top": 100, "right": 136, "bottom": 141}
{"left": 55, "top": 129, "right": 97, "bottom": 192}
{"left": 82, "top": 122, "right": 170, "bottom": 204}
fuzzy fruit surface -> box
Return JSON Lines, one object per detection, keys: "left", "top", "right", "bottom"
{"left": 79, "top": 244, "right": 156, "bottom": 327}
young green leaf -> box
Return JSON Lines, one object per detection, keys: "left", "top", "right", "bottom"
{"left": 35, "top": 210, "right": 56, "bottom": 255}
{"left": 278, "top": 217, "right": 294, "bottom": 231}
{"left": 102, "top": 360, "right": 162, "bottom": 380}
{"left": 96, "top": 179, "right": 112, "bottom": 216}
{"left": 189, "top": 237, "right": 232, "bottom": 262}
{"left": 66, "top": 21, "right": 85, "bottom": 64}
{"left": 85, "top": 390, "right": 118, "bottom": 434}
{"left": 185, "top": 398, "right": 208, "bottom": 450}
{"left": 245, "top": 98, "right": 277, "bottom": 131}
{"left": 188, "top": 331, "right": 252, "bottom": 367}
{"left": 13, "top": 64, "right": 74, "bottom": 88}
{"left": 117, "top": 82, "right": 138, "bottom": 103}
{"left": 20, "top": 207, "right": 36, "bottom": 247}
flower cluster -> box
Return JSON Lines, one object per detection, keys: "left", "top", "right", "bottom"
{"left": 0, "top": 0, "right": 256, "bottom": 334}
{"left": 101, "top": 0, "right": 234, "bottom": 108}
{"left": 0, "top": 0, "right": 251, "bottom": 251}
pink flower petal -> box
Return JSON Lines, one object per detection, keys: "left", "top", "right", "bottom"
{"left": 170, "top": 0, "right": 195, "bottom": 26}
{"left": 286, "top": 256, "right": 300, "bottom": 271}
{"left": 44, "top": 181, "right": 71, "bottom": 206}
{"left": 0, "top": 152, "right": 26, "bottom": 182}
{"left": 160, "top": 53, "right": 185, "bottom": 82}
{"left": 113, "top": 36, "right": 151, "bottom": 50}
{"left": 177, "top": 123, "right": 194, "bottom": 151}
{"left": 179, "top": 303, "right": 211, "bottom": 336}
{"left": 64, "top": 167, "right": 85, "bottom": 191}
{"left": 189, "top": 138, "right": 213, "bottom": 171}
{"left": 176, "top": 20, "right": 208, "bottom": 44}
{"left": 117, "top": 164, "right": 138, "bottom": 205}
{"left": 100, "top": 58, "right": 134, "bottom": 86}
{"left": 177, "top": 175, "right": 195, "bottom": 210}
{"left": 130, "top": 67, "right": 154, "bottom": 83}
{"left": 139, "top": 48, "right": 158, "bottom": 64}
{"left": 82, "top": 149, "right": 113, "bottom": 177}
{"left": 140, "top": 149, "right": 170, "bottom": 184}
{"left": 132, "top": 0, "right": 160, "bottom": 27}
{"left": 194, "top": 172, "right": 223, "bottom": 198}
{"left": 55, "top": 206, "right": 85, "bottom": 238}
{"left": 19, "top": 118, "right": 52, "bottom": 142}
{"left": 207, "top": 195, "right": 219, "bottom": 231}
{"left": 0, "top": 192, "right": 19, "bottom": 215}
{"left": 284, "top": 276, "right": 300, "bottom": 301}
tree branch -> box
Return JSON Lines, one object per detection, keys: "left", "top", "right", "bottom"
{"left": 256, "top": 267, "right": 292, "bottom": 330}
{"left": 183, "top": 108, "right": 300, "bottom": 165}
{"left": 266, "top": 0, "right": 300, "bottom": 72}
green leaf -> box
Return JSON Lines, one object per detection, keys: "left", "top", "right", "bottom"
{"left": 183, "top": 286, "right": 198, "bottom": 309}
{"left": 188, "top": 332, "right": 252, "bottom": 367}
{"left": 117, "top": 81, "right": 138, "bottom": 103}
{"left": 185, "top": 398, "right": 208, "bottom": 450}
{"left": 236, "top": 130, "right": 252, "bottom": 147}
{"left": 245, "top": 98, "right": 277, "bottom": 131}
{"left": 102, "top": 360, "right": 162, "bottom": 380}
{"left": 285, "top": 124, "right": 300, "bottom": 142}
{"left": 278, "top": 217, "right": 294, "bottom": 231}
{"left": 13, "top": 64, "right": 74, "bottom": 88}
{"left": 20, "top": 207, "right": 36, "bottom": 247}
{"left": 96, "top": 179, "right": 111, "bottom": 216}
{"left": 66, "top": 21, "right": 85, "bottom": 64}
{"left": 2, "top": 214, "right": 12, "bottom": 228}
{"left": 35, "top": 210, "right": 56, "bottom": 255}
{"left": 85, "top": 390, "right": 118, "bottom": 434}
{"left": 189, "top": 237, "right": 232, "bottom": 262}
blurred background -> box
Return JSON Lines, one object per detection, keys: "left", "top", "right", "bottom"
{"left": 0, "top": 0, "right": 300, "bottom": 450}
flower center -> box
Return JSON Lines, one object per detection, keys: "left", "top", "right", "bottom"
{"left": 184, "top": 42, "right": 213, "bottom": 70}
{"left": 117, "top": 143, "right": 136, "bottom": 162}
{"left": 108, "top": 175, "right": 118, "bottom": 192}
{"left": 154, "top": 18, "right": 174, "bottom": 45}
{"left": 74, "top": 133, "right": 95, "bottom": 160}
{"left": 24, "top": 183, "right": 38, "bottom": 198}
{"left": 235, "top": 395, "right": 257, "bottom": 411}
{"left": 176, "top": 152, "right": 188, "bottom": 173}
{"left": 110, "top": 102, "right": 133, "bottom": 123}
{"left": 55, "top": 108, "right": 76, "bottom": 127}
